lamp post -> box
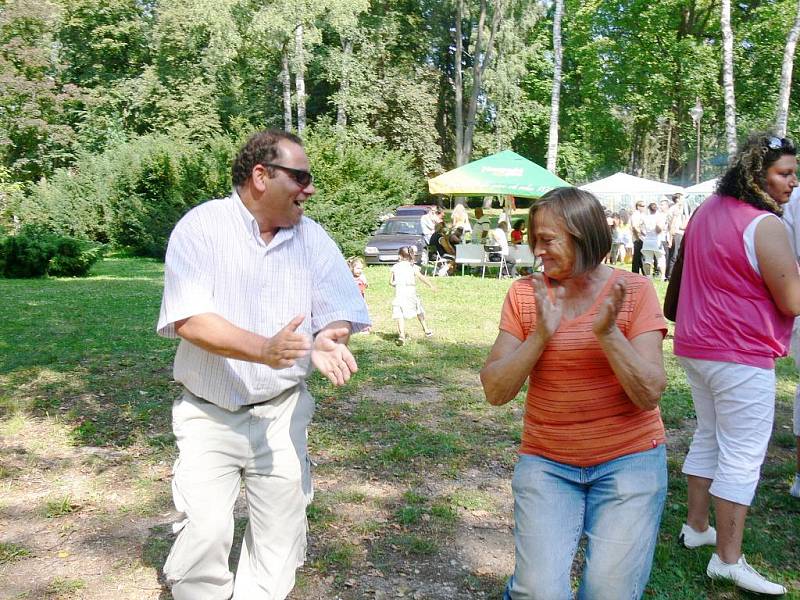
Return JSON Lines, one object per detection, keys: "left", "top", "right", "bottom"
{"left": 689, "top": 98, "right": 704, "bottom": 184}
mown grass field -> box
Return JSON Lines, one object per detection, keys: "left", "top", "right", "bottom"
{"left": 0, "top": 256, "right": 798, "bottom": 599}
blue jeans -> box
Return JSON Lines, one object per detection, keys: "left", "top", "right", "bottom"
{"left": 503, "top": 445, "right": 667, "bottom": 600}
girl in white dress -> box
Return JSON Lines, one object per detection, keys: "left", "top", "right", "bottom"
{"left": 390, "top": 246, "right": 435, "bottom": 345}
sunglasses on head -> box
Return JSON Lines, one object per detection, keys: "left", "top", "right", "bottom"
{"left": 263, "top": 163, "right": 313, "bottom": 188}
{"left": 766, "top": 136, "right": 795, "bottom": 151}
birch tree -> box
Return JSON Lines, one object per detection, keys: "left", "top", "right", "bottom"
{"left": 281, "top": 42, "right": 293, "bottom": 132}
{"left": 721, "top": 0, "right": 737, "bottom": 161}
{"left": 323, "top": 0, "right": 369, "bottom": 130}
{"left": 453, "top": 0, "right": 506, "bottom": 166}
{"left": 294, "top": 22, "right": 307, "bottom": 133}
{"left": 454, "top": 0, "right": 466, "bottom": 166}
{"left": 252, "top": 6, "right": 295, "bottom": 131}
{"left": 546, "top": 0, "right": 564, "bottom": 173}
{"left": 776, "top": 0, "right": 800, "bottom": 137}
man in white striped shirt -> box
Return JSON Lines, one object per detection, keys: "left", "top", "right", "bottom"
{"left": 157, "top": 130, "right": 370, "bottom": 600}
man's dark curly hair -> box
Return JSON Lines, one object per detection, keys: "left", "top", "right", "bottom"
{"left": 716, "top": 131, "right": 796, "bottom": 216}
{"left": 231, "top": 129, "right": 304, "bottom": 188}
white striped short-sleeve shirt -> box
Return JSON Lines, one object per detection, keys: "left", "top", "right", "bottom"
{"left": 157, "top": 192, "right": 371, "bottom": 410}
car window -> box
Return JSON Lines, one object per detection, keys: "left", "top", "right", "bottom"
{"left": 377, "top": 219, "right": 422, "bottom": 235}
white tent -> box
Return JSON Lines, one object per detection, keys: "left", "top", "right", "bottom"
{"left": 683, "top": 178, "right": 717, "bottom": 209}
{"left": 580, "top": 172, "right": 685, "bottom": 212}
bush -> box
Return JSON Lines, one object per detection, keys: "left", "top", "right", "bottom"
{"left": 0, "top": 225, "right": 103, "bottom": 278}
{"left": 110, "top": 135, "right": 235, "bottom": 258}
{"left": 13, "top": 126, "right": 419, "bottom": 260}
{"left": 16, "top": 134, "right": 236, "bottom": 258}
{"left": 48, "top": 238, "right": 105, "bottom": 277}
{"left": 1, "top": 226, "right": 55, "bottom": 278}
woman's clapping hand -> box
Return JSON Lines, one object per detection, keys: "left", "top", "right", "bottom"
{"left": 593, "top": 280, "right": 626, "bottom": 337}
{"left": 532, "top": 274, "right": 564, "bottom": 341}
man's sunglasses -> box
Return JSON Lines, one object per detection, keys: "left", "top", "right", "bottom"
{"left": 263, "top": 163, "right": 313, "bottom": 188}
{"left": 766, "top": 136, "right": 795, "bottom": 151}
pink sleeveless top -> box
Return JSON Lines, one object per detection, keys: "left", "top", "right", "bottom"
{"left": 674, "top": 194, "right": 792, "bottom": 369}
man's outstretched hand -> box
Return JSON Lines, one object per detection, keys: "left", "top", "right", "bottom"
{"left": 311, "top": 325, "right": 357, "bottom": 386}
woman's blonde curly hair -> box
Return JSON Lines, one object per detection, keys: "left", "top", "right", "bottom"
{"left": 716, "top": 131, "right": 796, "bottom": 216}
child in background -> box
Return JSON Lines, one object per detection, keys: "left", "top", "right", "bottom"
{"left": 348, "top": 257, "right": 368, "bottom": 297}
{"left": 348, "top": 257, "right": 371, "bottom": 333}
{"left": 390, "top": 246, "right": 435, "bottom": 345}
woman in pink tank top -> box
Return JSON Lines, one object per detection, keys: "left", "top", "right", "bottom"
{"left": 674, "top": 132, "right": 800, "bottom": 595}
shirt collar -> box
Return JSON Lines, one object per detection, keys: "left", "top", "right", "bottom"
{"left": 233, "top": 189, "right": 261, "bottom": 242}
{"left": 231, "top": 189, "right": 296, "bottom": 250}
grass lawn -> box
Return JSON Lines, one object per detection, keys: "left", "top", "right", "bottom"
{"left": 0, "top": 256, "right": 798, "bottom": 599}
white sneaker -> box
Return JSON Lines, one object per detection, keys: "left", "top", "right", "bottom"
{"left": 707, "top": 553, "right": 786, "bottom": 595}
{"left": 679, "top": 523, "right": 717, "bottom": 548}
{"left": 791, "top": 473, "right": 800, "bottom": 498}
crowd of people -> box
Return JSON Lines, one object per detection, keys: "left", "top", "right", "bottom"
{"left": 604, "top": 192, "right": 689, "bottom": 280}
{"left": 156, "top": 128, "right": 799, "bottom": 600}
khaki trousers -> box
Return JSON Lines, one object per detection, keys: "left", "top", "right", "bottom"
{"left": 164, "top": 385, "right": 314, "bottom": 600}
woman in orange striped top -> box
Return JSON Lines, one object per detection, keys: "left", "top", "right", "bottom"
{"left": 481, "top": 187, "right": 668, "bottom": 600}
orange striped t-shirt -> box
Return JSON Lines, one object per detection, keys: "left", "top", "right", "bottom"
{"left": 499, "top": 269, "right": 667, "bottom": 467}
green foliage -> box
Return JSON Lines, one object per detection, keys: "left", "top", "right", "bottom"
{"left": 111, "top": 148, "right": 183, "bottom": 258}
{"left": 304, "top": 121, "right": 425, "bottom": 257}
{"left": 1, "top": 225, "right": 56, "bottom": 278}
{"left": 0, "top": 225, "right": 103, "bottom": 278}
{"left": 0, "top": 1, "right": 83, "bottom": 182}
{"left": 109, "top": 135, "right": 234, "bottom": 257}
{"left": 0, "top": 166, "right": 25, "bottom": 235}
{"left": 18, "top": 134, "right": 236, "bottom": 258}
{"left": 56, "top": 0, "right": 150, "bottom": 88}
{"left": 43, "top": 495, "right": 79, "bottom": 518}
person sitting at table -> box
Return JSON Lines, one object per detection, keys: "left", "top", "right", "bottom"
{"left": 473, "top": 207, "right": 492, "bottom": 244}
{"left": 511, "top": 219, "right": 526, "bottom": 245}
{"left": 448, "top": 226, "right": 465, "bottom": 248}
{"left": 429, "top": 221, "right": 456, "bottom": 275}
{"left": 489, "top": 221, "right": 510, "bottom": 257}
{"left": 428, "top": 221, "right": 447, "bottom": 261}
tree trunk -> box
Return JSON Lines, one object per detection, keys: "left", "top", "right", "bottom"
{"left": 721, "top": 0, "right": 737, "bottom": 161}
{"left": 454, "top": 0, "right": 465, "bottom": 166}
{"left": 463, "top": 0, "right": 503, "bottom": 164}
{"left": 294, "top": 23, "right": 306, "bottom": 134}
{"left": 281, "top": 42, "right": 293, "bottom": 133}
{"left": 336, "top": 38, "right": 352, "bottom": 130}
{"left": 546, "top": 0, "right": 564, "bottom": 173}
{"left": 663, "top": 119, "right": 672, "bottom": 182}
{"left": 776, "top": 0, "right": 800, "bottom": 136}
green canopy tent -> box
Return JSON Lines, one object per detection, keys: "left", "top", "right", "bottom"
{"left": 427, "top": 150, "right": 570, "bottom": 199}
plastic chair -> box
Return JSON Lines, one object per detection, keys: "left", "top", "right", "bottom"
{"left": 424, "top": 245, "right": 450, "bottom": 276}
{"left": 483, "top": 245, "right": 510, "bottom": 278}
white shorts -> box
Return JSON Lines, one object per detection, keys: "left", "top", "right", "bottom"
{"left": 392, "top": 295, "right": 424, "bottom": 319}
{"left": 679, "top": 357, "right": 775, "bottom": 506}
